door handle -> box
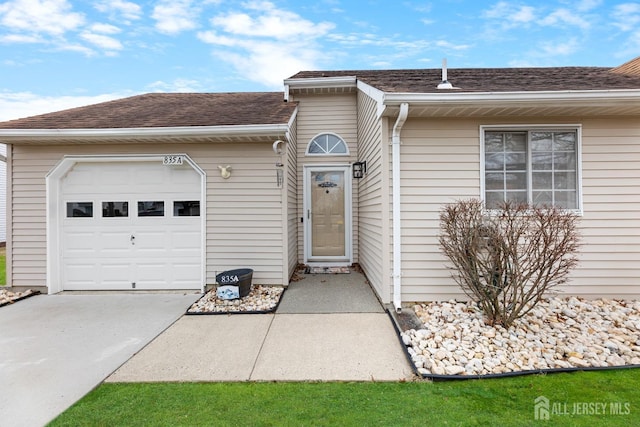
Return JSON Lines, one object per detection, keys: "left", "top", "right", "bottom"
{"left": 130, "top": 234, "right": 135, "bottom": 245}
{"left": 307, "top": 210, "right": 311, "bottom": 219}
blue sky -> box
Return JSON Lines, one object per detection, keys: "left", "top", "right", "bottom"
{"left": 1, "top": 0, "right": 639, "bottom": 120}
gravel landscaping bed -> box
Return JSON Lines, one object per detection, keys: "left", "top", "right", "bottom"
{"left": 187, "top": 285, "right": 285, "bottom": 314}
{"left": 401, "top": 297, "right": 640, "bottom": 377}
{"left": 0, "top": 289, "right": 39, "bottom": 307}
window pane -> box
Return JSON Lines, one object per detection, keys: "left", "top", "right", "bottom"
{"left": 485, "top": 153, "right": 504, "bottom": 171}
{"left": 485, "top": 133, "right": 503, "bottom": 152}
{"left": 485, "top": 191, "right": 504, "bottom": 209}
{"left": 554, "top": 152, "right": 576, "bottom": 170}
{"left": 554, "top": 172, "right": 576, "bottom": 190}
{"left": 532, "top": 152, "right": 553, "bottom": 170}
{"left": 102, "top": 202, "right": 128, "bottom": 217}
{"left": 505, "top": 191, "right": 527, "bottom": 204}
{"left": 327, "top": 134, "right": 347, "bottom": 153}
{"left": 138, "top": 201, "right": 164, "bottom": 217}
{"left": 67, "top": 202, "right": 93, "bottom": 218}
{"left": 308, "top": 140, "right": 325, "bottom": 154}
{"left": 505, "top": 132, "right": 526, "bottom": 151}
{"left": 533, "top": 191, "right": 553, "bottom": 206}
{"left": 553, "top": 132, "right": 576, "bottom": 151}
{"left": 505, "top": 152, "right": 526, "bottom": 171}
{"left": 533, "top": 172, "right": 552, "bottom": 189}
{"left": 174, "top": 201, "right": 200, "bottom": 216}
{"left": 505, "top": 172, "right": 526, "bottom": 190}
{"left": 485, "top": 173, "right": 504, "bottom": 190}
{"left": 531, "top": 132, "right": 553, "bottom": 151}
{"left": 554, "top": 191, "right": 577, "bottom": 209}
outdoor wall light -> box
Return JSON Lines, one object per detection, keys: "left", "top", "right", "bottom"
{"left": 218, "top": 165, "right": 232, "bottom": 179}
{"left": 352, "top": 161, "right": 366, "bottom": 179}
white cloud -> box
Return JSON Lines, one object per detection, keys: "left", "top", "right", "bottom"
{"left": 152, "top": 0, "right": 199, "bottom": 34}
{"left": 0, "top": 91, "right": 127, "bottom": 121}
{"left": 483, "top": 2, "right": 537, "bottom": 25}
{"left": 0, "top": 0, "right": 84, "bottom": 36}
{"left": 0, "top": 33, "right": 43, "bottom": 43}
{"left": 94, "top": 0, "right": 142, "bottom": 23}
{"left": 540, "top": 8, "right": 591, "bottom": 30}
{"left": 611, "top": 3, "right": 640, "bottom": 32}
{"left": 575, "top": 0, "right": 602, "bottom": 12}
{"left": 198, "top": 1, "right": 335, "bottom": 88}
{"left": 539, "top": 37, "right": 580, "bottom": 55}
{"left": 90, "top": 23, "right": 121, "bottom": 35}
{"left": 211, "top": 1, "right": 334, "bottom": 39}
{"left": 80, "top": 32, "right": 123, "bottom": 52}
{"left": 147, "top": 78, "right": 203, "bottom": 92}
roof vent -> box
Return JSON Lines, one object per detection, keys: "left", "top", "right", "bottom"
{"left": 437, "top": 58, "right": 455, "bottom": 89}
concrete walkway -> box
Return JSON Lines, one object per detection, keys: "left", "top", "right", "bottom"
{"left": 0, "top": 293, "right": 200, "bottom": 427}
{"left": 1, "top": 272, "right": 415, "bottom": 426}
{"left": 108, "top": 271, "right": 415, "bottom": 382}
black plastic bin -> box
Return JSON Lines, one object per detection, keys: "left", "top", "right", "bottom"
{"left": 216, "top": 268, "right": 253, "bottom": 298}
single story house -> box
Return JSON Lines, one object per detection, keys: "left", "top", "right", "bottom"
{"left": 1, "top": 57, "right": 639, "bottom": 309}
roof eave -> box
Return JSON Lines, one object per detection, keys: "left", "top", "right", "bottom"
{"left": 382, "top": 88, "right": 640, "bottom": 105}
{"left": 0, "top": 123, "right": 291, "bottom": 143}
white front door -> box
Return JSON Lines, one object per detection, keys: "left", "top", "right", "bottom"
{"left": 60, "top": 160, "right": 203, "bottom": 290}
{"left": 304, "top": 165, "right": 352, "bottom": 264}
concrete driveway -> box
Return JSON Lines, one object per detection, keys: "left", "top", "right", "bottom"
{"left": 0, "top": 293, "right": 200, "bottom": 427}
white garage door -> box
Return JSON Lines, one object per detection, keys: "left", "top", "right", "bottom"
{"left": 60, "top": 160, "right": 202, "bottom": 290}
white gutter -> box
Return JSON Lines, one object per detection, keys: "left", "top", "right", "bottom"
{"left": 392, "top": 102, "right": 409, "bottom": 313}
{"left": 382, "top": 88, "right": 640, "bottom": 105}
{"left": 0, "top": 123, "right": 290, "bottom": 140}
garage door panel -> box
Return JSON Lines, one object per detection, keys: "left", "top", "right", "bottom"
{"left": 64, "top": 231, "right": 98, "bottom": 255}
{"left": 60, "top": 160, "right": 203, "bottom": 291}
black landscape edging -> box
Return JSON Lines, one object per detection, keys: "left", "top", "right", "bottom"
{"left": 185, "top": 286, "right": 286, "bottom": 315}
{"left": 386, "top": 308, "right": 420, "bottom": 378}
{"left": 389, "top": 308, "right": 640, "bottom": 381}
{"left": 0, "top": 290, "right": 41, "bottom": 308}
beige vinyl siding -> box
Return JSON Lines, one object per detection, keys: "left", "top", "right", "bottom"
{"left": 396, "top": 118, "right": 481, "bottom": 302}
{"left": 286, "top": 116, "right": 299, "bottom": 278}
{"left": 395, "top": 116, "right": 640, "bottom": 302}
{"left": 9, "top": 142, "right": 287, "bottom": 289}
{"left": 576, "top": 117, "right": 640, "bottom": 297}
{"left": 356, "top": 90, "right": 389, "bottom": 301}
{"left": 293, "top": 93, "right": 359, "bottom": 263}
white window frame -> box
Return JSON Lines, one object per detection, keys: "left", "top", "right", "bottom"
{"left": 480, "top": 124, "right": 583, "bottom": 214}
{"left": 305, "top": 132, "right": 350, "bottom": 156}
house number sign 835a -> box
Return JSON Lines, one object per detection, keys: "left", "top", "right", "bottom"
{"left": 163, "top": 155, "right": 184, "bottom": 165}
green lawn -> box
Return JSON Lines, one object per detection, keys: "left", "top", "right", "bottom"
{"left": 0, "top": 249, "right": 5, "bottom": 286}
{"left": 50, "top": 369, "right": 639, "bottom": 426}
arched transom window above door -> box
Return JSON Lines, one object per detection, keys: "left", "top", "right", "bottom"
{"left": 306, "top": 133, "right": 349, "bottom": 156}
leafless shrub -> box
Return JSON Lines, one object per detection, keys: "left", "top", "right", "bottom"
{"left": 439, "top": 199, "right": 580, "bottom": 328}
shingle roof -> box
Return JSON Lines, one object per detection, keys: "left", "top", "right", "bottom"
{"left": 0, "top": 92, "right": 295, "bottom": 129}
{"left": 290, "top": 65, "right": 640, "bottom": 93}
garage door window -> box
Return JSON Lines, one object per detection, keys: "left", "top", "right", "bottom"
{"left": 138, "top": 201, "right": 164, "bottom": 217}
{"left": 102, "top": 201, "right": 128, "bottom": 217}
{"left": 174, "top": 201, "right": 200, "bottom": 216}
{"left": 67, "top": 202, "right": 93, "bottom": 218}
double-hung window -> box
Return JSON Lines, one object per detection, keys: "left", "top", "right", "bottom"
{"left": 482, "top": 127, "right": 580, "bottom": 210}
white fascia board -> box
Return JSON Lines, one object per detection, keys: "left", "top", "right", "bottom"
{"left": 284, "top": 76, "right": 357, "bottom": 90}
{"left": 356, "top": 81, "right": 387, "bottom": 118}
{"left": 382, "top": 89, "right": 640, "bottom": 106}
{"left": 0, "top": 123, "right": 290, "bottom": 140}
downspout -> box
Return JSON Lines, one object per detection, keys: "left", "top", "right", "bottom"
{"left": 392, "top": 103, "right": 409, "bottom": 313}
